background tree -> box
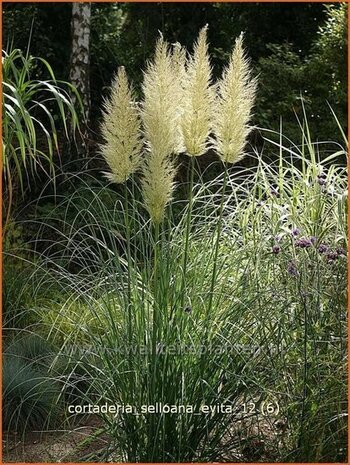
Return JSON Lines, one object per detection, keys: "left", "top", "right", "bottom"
{"left": 70, "top": 2, "right": 91, "bottom": 123}
{"left": 255, "top": 3, "right": 347, "bottom": 146}
{"left": 69, "top": 2, "right": 92, "bottom": 157}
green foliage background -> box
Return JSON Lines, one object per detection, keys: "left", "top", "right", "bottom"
{"left": 3, "top": 2, "right": 347, "bottom": 147}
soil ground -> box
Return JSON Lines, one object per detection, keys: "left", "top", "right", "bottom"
{"left": 3, "top": 414, "right": 285, "bottom": 462}
{"left": 3, "top": 417, "right": 108, "bottom": 463}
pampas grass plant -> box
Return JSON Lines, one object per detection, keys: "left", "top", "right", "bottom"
{"left": 4, "top": 26, "right": 347, "bottom": 463}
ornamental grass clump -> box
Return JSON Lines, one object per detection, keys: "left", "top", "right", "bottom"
{"left": 2, "top": 48, "right": 81, "bottom": 237}
{"left": 83, "top": 27, "right": 260, "bottom": 461}
{"left": 9, "top": 108, "right": 347, "bottom": 461}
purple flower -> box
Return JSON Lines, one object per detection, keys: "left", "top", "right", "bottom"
{"left": 336, "top": 247, "right": 346, "bottom": 257}
{"left": 295, "top": 237, "right": 313, "bottom": 249}
{"left": 318, "top": 243, "right": 328, "bottom": 254}
{"left": 291, "top": 228, "right": 301, "bottom": 237}
{"left": 274, "top": 234, "right": 282, "bottom": 243}
{"left": 326, "top": 250, "right": 339, "bottom": 263}
{"left": 272, "top": 244, "right": 281, "bottom": 254}
{"left": 287, "top": 261, "right": 299, "bottom": 277}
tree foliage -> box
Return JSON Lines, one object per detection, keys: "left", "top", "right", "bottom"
{"left": 255, "top": 3, "right": 347, "bottom": 145}
{"left": 3, "top": 2, "right": 346, "bottom": 148}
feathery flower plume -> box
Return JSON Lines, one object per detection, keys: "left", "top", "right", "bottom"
{"left": 212, "top": 33, "right": 257, "bottom": 164}
{"left": 181, "top": 25, "right": 215, "bottom": 157}
{"left": 142, "top": 156, "right": 176, "bottom": 225}
{"left": 141, "top": 37, "right": 182, "bottom": 223}
{"left": 100, "top": 66, "right": 142, "bottom": 183}
{"left": 171, "top": 42, "right": 187, "bottom": 154}
{"left": 142, "top": 36, "right": 183, "bottom": 159}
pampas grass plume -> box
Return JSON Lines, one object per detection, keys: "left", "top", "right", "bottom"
{"left": 141, "top": 37, "right": 182, "bottom": 223}
{"left": 212, "top": 33, "right": 257, "bottom": 164}
{"left": 100, "top": 66, "right": 142, "bottom": 184}
{"left": 142, "top": 157, "right": 176, "bottom": 225}
{"left": 181, "top": 25, "right": 215, "bottom": 157}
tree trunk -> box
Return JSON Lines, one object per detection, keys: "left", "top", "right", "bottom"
{"left": 69, "top": 2, "right": 91, "bottom": 154}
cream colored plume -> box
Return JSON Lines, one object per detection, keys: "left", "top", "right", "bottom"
{"left": 141, "top": 37, "right": 183, "bottom": 223}
{"left": 142, "top": 156, "right": 176, "bottom": 224}
{"left": 100, "top": 66, "right": 142, "bottom": 183}
{"left": 212, "top": 33, "right": 257, "bottom": 164}
{"left": 142, "top": 37, "right": 183, "bottom": 159}
{"left": 181, "top": 25, "right": 215, "bottom": 157}
{"left": 171, "top": 42, "right": 187, "bottom": 154}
